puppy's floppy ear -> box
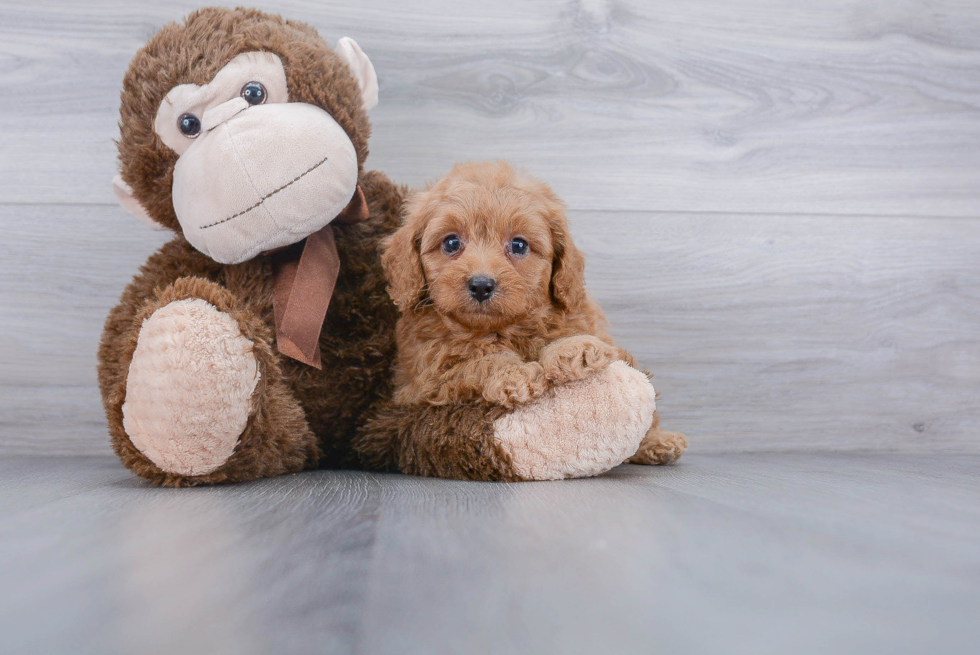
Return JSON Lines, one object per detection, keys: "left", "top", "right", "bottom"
{"left": 541, "top": 187, "right": 587, "bottom": 310}
{"left": 381, "top": 190, "right": 429, "bottom": 310}
{"left": 550, "top": 223, "right": 587, "bottom": 310}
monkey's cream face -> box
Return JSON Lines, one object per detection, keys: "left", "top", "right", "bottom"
{"left": 151, "top": 51, "right": 360, "bottom": 264}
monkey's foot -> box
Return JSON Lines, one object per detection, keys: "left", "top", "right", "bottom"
{"left": 492, "top": 361, "right": 655, "bottom": 480}
{"left": 122, "top": 298, "right": 259, "bottom": 476}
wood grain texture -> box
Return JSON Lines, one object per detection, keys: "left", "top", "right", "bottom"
{"left": 1, "top": 454, "right": 978, "bottom": 654}
{"left": 1, "top": 0, "right": 980, "bottom": 214}
{"left": 573, "top": 210, "right": 980, "bottom": 453}
{"left": 0, "top": 204, "right": 170, "bottom": 455}
{"left": 2, "top": 204, "right": 977, "bottom": 455}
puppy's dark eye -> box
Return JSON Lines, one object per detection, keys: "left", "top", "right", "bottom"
{"left": 178, "top": 113, "right": 201, "bottom": 137}
{"left": 241, "top": 82, "right": 267, "bottom": 105}
{"left": 509, "top": 237, "right": 529, "bottom": 256}
{"left": 442, "top": 234, "right": 462, "bottom": 255}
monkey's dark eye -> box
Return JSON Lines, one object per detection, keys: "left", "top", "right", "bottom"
{"left": 177, "top": 113, "right": 201, "bottom": 137}
{"left": 509, "top": 237, "right": 529, "bottom": 256}
{"left": 442, "top": 234, "right": 462, "bottom": 255}
{"left": 241, "top": 82, "right": 267, "bottom": 105}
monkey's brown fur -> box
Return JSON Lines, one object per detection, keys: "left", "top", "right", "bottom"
{"left": 377, "top": 161, "right": 686, "bottom": 464}
{"left": 99, "top": 8, "right": 526, "bottom": 486}
{"left": 355, "top": 401, "right": 522, "bottom": 481}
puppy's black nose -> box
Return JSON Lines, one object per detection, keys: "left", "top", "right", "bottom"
{"left": 468, "top": 276, "right": 496, "bottom": 303}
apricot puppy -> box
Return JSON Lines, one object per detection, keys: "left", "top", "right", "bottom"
{"left": 381, "top": 161, "right": 686, "bottom": 465}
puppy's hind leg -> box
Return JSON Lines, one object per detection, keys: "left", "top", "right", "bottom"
{"left": 628, "top": 411, "right": 687, "bottom": 465}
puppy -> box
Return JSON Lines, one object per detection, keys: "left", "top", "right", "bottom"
{"left": 381, "top": 161, "right": 686, "bottom": 465}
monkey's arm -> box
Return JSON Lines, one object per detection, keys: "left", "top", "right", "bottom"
{"left": 353, "top": 400, "right": 523, "bottom": 481}
{"left": 356, "top": 360, "right": 660, "bottom": 482}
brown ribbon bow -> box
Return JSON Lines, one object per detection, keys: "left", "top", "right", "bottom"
{"left": 271, "top": 186, "right": 370, "bottom": 368}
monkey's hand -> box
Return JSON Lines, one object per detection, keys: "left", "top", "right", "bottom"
{"left": 539, "top": 335, "right": 621, "bottom": 385}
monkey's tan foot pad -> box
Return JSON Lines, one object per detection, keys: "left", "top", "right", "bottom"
{"left": 122, "top": 298, "right": 260, "bottom": 476}
{"left": 493, "top": 361, "right": 656, "bottom": 480}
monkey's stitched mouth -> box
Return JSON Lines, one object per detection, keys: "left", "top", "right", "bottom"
{"left": 199, "top": 155, "right": 329, "bottom": 230}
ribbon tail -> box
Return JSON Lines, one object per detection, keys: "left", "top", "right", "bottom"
{"left": 273, "top": 225, "right": 341, "bottom": 369}
{"left": 270, "top": 185, "right": 370, "bottom": 369}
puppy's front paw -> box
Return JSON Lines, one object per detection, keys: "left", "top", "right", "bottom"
{"left": 482, "top": 362, "right": 547, "bottom": 409}
{"left": 540, "top": 335, "right": 620, "bottom": 384}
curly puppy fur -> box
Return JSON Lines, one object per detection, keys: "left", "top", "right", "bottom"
{"left": 379, "top": 161, "right": 686, "bottom": 465}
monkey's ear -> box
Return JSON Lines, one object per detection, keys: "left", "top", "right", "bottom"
{"left": 335, "top": 37, "right": 379, "bottom": 112}
{"left": 112, "top": 175, "right": 168, "bottom": 231}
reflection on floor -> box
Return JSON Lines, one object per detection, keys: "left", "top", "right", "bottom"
{"left": 1, "top": 453, "right": 978, "bottom": 654}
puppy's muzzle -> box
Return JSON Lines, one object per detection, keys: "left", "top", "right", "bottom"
{"left": 468, "top": 276, "right": 496, "bottom": 303}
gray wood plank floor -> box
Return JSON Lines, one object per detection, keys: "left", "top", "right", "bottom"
{"left": 1, "top": 454, "right": 977, "bottom": 654}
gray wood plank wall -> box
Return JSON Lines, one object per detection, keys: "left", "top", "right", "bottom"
{"left": 1, "top": 0, "right": 978, "bottom": 455}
